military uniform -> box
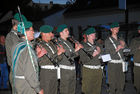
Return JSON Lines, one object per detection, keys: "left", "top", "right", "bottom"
{"left": 5, "top": 29, "right": 20, "bottom": 67}
{"left": 11, "top": 39, "right": 41, "bottom": 94}
{"left": 11, "top": 21, "right": 41, "bottom": 94}
{"left": 79, "top": 27, "right": 103, "bottom": 94}
{"left": 130, "top": 36, "right": 140, "bottom": 94}
{"left": 105, "top": 36, "right": 125, "bottom": 94}
{"left": 5, "top": 13, "right": 27, "bottom": 87}
{"left": 39, "top": 40, "right": 62, "bottom": 94}
{"left": 57, "top": 37, "right": 77, "bottom": 94}
{"left": 5, "top": 29, "right": 20, "bottom": 89}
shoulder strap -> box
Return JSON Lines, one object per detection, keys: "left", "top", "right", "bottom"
{"left": 45, "top": 42, "right": 55, "bottom": 54}
{"left": 109, "top": 37, "right": 122, "bottom": 60}
{"left": 58, "top": 38, "right": 72, "bottom": 52}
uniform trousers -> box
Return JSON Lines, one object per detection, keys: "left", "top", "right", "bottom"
{"left": 134, "top": 66, "right": 140, "bottom": 94}
{"left": 60, "top": 69, "right": 76, "bottom": 94}
{"left": 108, "top": 63, "right": 125, "bottom": 94}
{"left": 82, "top": 67, "right": 102, "bottom": 94}
{"left": 40, "top": 69, "right": 58, "bottom": 94}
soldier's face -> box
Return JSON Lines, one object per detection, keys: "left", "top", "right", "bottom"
{"left": 111, "top": 27, "right": 119, "bottom": 34}
{"left": 42, "top": 32, "right": 53, "bottom": 41}
{"left": 88, "top": 33, "right": 96, "bottom": 41}
{"left": 62, "top": 28, "right": 69, "bottom": 38}
{"left": 26, "top": 27, "right": 34, "bottom": 41}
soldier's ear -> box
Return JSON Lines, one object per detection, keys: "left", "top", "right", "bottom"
{"left": 87, "top": 35, "right": 89, "bottom": 38}
{"left": 60, "top": 32, "right": 63, "bottom": 36}
{"left": 110, "top": 28, "right": 113, "bottom": 32}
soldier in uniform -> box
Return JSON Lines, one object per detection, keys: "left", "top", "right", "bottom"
{"left": 105, "top": 22, "right": 126, "bottom": 94}
{"left": 56, "top": 24, "right": 83, "bottom": 94}
{"left": 80, "top": 27, "right": 103, "bottom": 94}
{"left": 37, "top": 25, "right": 65, "bottom": 94}
{"left": 11, "top": 21, "right": 43, "bottom": 94}
{"left": 5, "top": 13, "right": 27, "bottom": 67}
{"left": 129, "top": 26, "right": 140, "bottom": 94}
{"left": 5, "top": 13, "right": 27, "bottom": 87}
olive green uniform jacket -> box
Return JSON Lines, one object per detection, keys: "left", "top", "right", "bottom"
{"left": 5, "top": 29, "right": 20, "bottom": 88}
{"left": 11, "top": 39, "right": 41, "bottom": 94}
{"left": 105, "top": 36, "right": 125, "bottom": 94}
{"left": 80, "top": 41, "right": 102, "bottom": 94}
{"left": 130, "top": 37, "right": 140, "bottom": 94}
{"left": 5, "top": 29, "right": 20, "bottom": 66}
{"left": 57, "top": 38, "right": 77, "bottom": 94}
{"left": 38, "top": 40, "right": 62, "bottom": 94}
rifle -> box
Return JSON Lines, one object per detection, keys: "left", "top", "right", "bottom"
{"left": 52, "top": 37, "right": 75, "bottom": 65}
{"left": 34, "top": 38, "right": 59, "bottom": 67}
{"left": 68, "top": 35, "right": 94, "bottom": 59}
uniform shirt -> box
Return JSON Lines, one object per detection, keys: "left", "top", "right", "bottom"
{"left": 11, "top": 39, "right": 41, "bottom": 93}
{"left": 39, "top": 40, "right": 62, "bottom": 66}
{"left": 130, "top": 36, "right": 140, "bottom": 63}
{"left": 105, "top": 36, "right": 125, "bottom": 60}
{"left": 81, "top": 41, "right": 101, "bottom": 65}
{"left": 5, "top": 29, "right": 20, "bottom": 66}
{"left": 58, "top": 38, "right": 77, "bottom": 66}
{"left": 0, "top": 44, "right": 6, "bottom": 64}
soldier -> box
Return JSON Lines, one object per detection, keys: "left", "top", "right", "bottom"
{"left": 56, "top": 24, "right": 83, "bottom": 94}
{"left": 5, "top": 13, "right": 27, "bottom": 88}
{"left": 129, "top": 26, "right": 140, "bottom": 94}
{"left": 80, "top": 27, "right": 103, "bottom": 94}
{"left": 37, "top": 25, "right": 65, "bottom": 94}
{"left": 5, "top": 13, "right": 27, "bottom": 67}
{"left": 11, "top": 21, "right": 43, "bottom": 94}
{"left": 105, "top": 22, "right": 126, "bottom": 94}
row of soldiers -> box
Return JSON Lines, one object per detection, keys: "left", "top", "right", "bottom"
{"left": 5, "top": 12, "right": 140, "bottom": 94}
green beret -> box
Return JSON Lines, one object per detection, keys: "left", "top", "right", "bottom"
{"left": 110, "top": 22, "right": 119, "bottom": 28}
{"left": 85, "top": 27, "right": 96, "bottom": 35}
{"left": 14, "top": 13, "right": 27, "bottom": 22}
{"left": 137, "top": 26, "right": 140, "bottom": 30}
{"left": 40, "top": 25, "right": 53, "bottom": 33}
{"left": 18, "top": 21, "right": 33, "bottom": 35}
{"left": 56, "top": 24, "right": 68, "bottom": 33}
{"left": 24, "top": 21, "right": 33, "bottom": 29}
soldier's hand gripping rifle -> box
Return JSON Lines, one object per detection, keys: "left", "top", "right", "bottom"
{"left": 34, "top": 38, "right": 59, "bottom": 67}
{"left": 68, "top": 35, "right": 94, "bottom": 59}
{"left": 52, "top": 37, "right": 75, "bottom": 65}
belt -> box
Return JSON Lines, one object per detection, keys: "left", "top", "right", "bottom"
{"left": 41, "top": 65, "right": 75, "bottom": 79}
{"left": 41, "top": 65, "right": 75, "bottom": 70}
{"left": 83, "top": 65, "right": 103, "bottom": 69}
{"left": 59, "top": 65, "right": 75, "bottom": 70}
{"left": 109, "top": 59, "right": 123, "bottom": 64}
{"left": 41, "top": 65, "right": 61, "bottom": 79}
{"left": 110, "top": 59, "right": 128, "bottom": 72}
{"left": 15, "top": 76, "right": 25, "bottom": 79}
{"left": 41, "top": 65, "right": 58, "bottom": 70}
{"left": 134, "top": 62, "right": 140, "bottom": 67}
